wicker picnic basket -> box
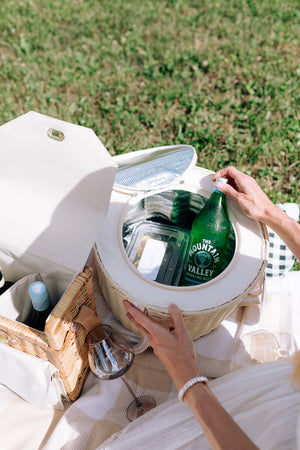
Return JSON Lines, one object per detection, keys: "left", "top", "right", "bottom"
{"left": 0, "top": 268, "right": 96, "bottom": 401}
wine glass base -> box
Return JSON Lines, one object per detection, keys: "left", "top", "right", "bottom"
{"left": 126, "top": 395, "right": 156, "bottom": 422}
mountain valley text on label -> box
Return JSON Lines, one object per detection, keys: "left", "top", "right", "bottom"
{"left": 189, "top": 239, "right": 220, "bottom": 264}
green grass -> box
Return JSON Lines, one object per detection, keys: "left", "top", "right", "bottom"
{"left": 0, "top": 0, "right": 299, "bottom": 206}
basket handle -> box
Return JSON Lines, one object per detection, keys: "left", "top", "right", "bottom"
{"left": 73, "top": 305, "right": 149, "bottom": 353}
{"left": 73, "top": 305, "right": 104, "bottom": 338}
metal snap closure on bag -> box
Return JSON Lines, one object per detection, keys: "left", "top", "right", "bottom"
{"left": 47, "top": 128, "right": 65, "bottom": 141}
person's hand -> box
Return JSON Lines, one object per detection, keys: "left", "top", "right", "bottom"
{"left": 123, "top": 300, "right": 200, "bottom": 391}
{"left": 212, "top": 166, "right": 275, "bottom": 223}
{"left": 124, "top": 300, "right": 260, "bottom": 450}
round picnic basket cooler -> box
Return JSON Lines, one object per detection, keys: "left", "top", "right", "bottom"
{"left": 94, "top": 145, "right": 269, "bottom": 340}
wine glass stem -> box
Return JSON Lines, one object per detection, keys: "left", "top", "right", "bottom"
{"left": 121, "top": 377, "right": 143, "bottom": 408}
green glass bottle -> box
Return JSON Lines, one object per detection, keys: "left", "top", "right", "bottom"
{"left": 180, "top": 177, "right": 231, "bottom": 286}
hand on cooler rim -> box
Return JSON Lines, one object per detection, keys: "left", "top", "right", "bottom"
{"left": 212, "top": 166, "right": 300, "bottom": 260}
{"left": 123, "top": 299, "right": 259, "bottom": 450}
{"left": 123, "top": 300, "right": 199, "bottom": 391}
{"left": 212, "top": 166, "right": 276, "bottom": 223}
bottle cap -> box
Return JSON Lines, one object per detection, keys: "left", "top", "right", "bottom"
{"left": 216, "top": 177, "right": 228, "bottom": 184}
{"left": 214, "top": 177, "right": 228, "bottom": 193}
{"left": 28, "top": 281, "right": 50, "bottom": 311}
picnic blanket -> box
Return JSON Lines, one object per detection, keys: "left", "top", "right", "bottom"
{"left": 100, "top": 360, "right": 300, "bottom": 450}
{"left": 0, "top": 266, "right": 299, "bottom": 449}
{"left": 42, "top": 263, "right": 300, "bottom": 449}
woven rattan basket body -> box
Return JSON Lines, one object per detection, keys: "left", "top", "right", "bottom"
{"left": 93, "top": 244, "right": 267, "bottom": 341}
{"left": 94, "top": 147, "right": 269, "bottom": 341}
{"left": 0, "top": 268, "right": 95, "bottom": 401}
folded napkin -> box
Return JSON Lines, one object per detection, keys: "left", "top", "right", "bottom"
{"left": 0, "top": 344, "right": 66, "bottom": 409}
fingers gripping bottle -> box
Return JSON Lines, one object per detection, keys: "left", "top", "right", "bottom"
{"left": 180, "top": 177, "right": 231, "bottom": 286}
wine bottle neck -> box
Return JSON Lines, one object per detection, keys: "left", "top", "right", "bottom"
{"left": 0, "top": 270, "right": 4, "bottom": 288}
{"left": 29, "top": 282, "right": 50, "bottom": 312}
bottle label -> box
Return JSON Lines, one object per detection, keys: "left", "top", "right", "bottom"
{"left": 182, "top": 238, "right": 222, "bottom": 284}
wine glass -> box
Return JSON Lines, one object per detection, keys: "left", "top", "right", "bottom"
{"left": 241, "top": 329, "right": 297, "bottom": 363}
{"left": 87, "top": 324, "right": 156, "bottom": 421}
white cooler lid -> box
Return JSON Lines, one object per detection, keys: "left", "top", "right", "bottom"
{"left": 0, "top": 111, "right": 117, "bottom": 294}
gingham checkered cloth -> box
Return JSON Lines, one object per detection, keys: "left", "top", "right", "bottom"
{"left": 266, "top": 203, "right": 299, "bottom": 278}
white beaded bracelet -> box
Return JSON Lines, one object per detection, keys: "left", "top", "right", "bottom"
{"left": 178, "top": 376, "right": 208, "bottom": 402}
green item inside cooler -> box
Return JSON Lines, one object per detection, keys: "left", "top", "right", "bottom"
{"left": 123, "top": 190, "right": 236, "bottom": 287}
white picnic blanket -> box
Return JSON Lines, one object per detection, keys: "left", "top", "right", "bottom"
{"left": 0, "top": 261, "right": 299, "bottom": 449}
{"left": 41, "top": 270, "right": 300, "bottom": 447}
{"left": 100, "top": 360, "right": 300, "bottom": 450}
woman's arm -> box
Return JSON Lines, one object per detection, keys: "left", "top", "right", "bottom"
{"left": 213, "top": 166, "right": 300, "bottom": 260}
{"left": 124, "top": 300, "right": 258, "bottom": 450}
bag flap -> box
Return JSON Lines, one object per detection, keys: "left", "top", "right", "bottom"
{"left": 0, "top": 111, "right": 117, "bottom": 287}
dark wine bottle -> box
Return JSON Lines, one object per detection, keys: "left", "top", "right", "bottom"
{"left": 24, "top": 281, "right": 52, "bottom": 331}
{"left": 180, "top": 177, "right": 231, "bottom": 286}
{"left": 0, "top": 270, "right": 14, "bottom": 295}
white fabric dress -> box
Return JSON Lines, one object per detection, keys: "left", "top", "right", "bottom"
{"left": 100, "top": 360, "right": 300, "bottom": 450}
